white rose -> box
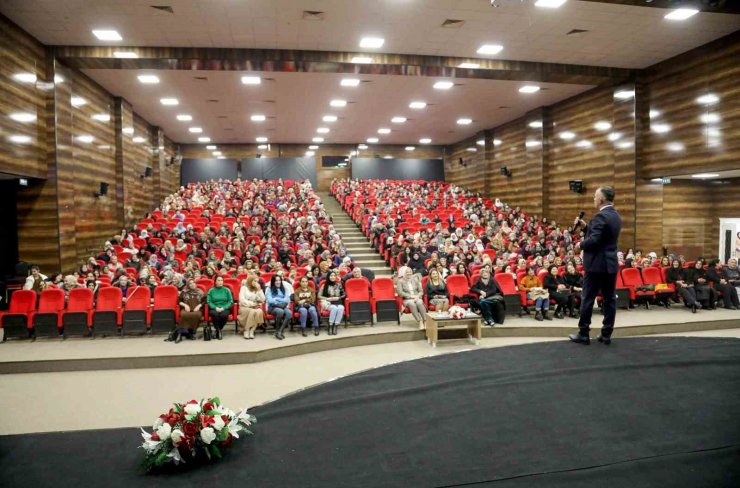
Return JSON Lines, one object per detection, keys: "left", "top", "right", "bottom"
{"left": 156, "top": 422, "right": 172, "bottom": 441}
{"left": 152, "top": 417, "right": 164, "bottom": 430}
{"left": 212, "top": 416, "right": 225, "bottom": 431}
{"left": 200, "top": 427, "right": 216, "bottom": 445}
{"left": 170, "top": 429, "right": 184, "bottom": 445}
{"left": 184, "top": 403, "right": 201, "bottom": 415}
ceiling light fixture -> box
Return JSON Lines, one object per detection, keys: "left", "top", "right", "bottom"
{"left": 206, "top": 145, "right": 217, "bottom": 150}
{"left": 409, "top": 101, "right": 427, "bottom": 109}
{"left": 405, "top": 146, "right": 415, "bottom": 151}
{"left": 391, "top": 116, "right": 407, "bottom": 123}
{"left": 383, "top": 155, "right": 393, "bottom": 159}
{"left": 122, "top": 127, "right": 134, "bottom": 135}
{"left": 559, "top": 131, "right": 576, "bottom": 140}
{"left": 309, "top": 145, "right": 319, "bottom": 150}
{"left": 317, "top": 127, "right": 330, "bottom": 133}
{"left": 367, "top": 137, "right": 379, "bottom": 143}
{"left": 528, "top": 120, "right": 543, "bottom": 128}
{"left": 9, "top": 112, "right": 37, "bottom": 123}
{"left": 691, "top": 173, "right": 719, "bottom": 179}
{"left": 378, "top": 128, "right": 391, "bottom": 134}
{"left": 649, "top": 109, "right": 661, "bottom": 119}
{"left": 696, "top": 94, "right": 719, "bottom": 105}
{"left": 519, "top": 85, "right": 541, "bottom": 93}
{"left": 458, "top": 62, "right": 480, "bottom": 69}
{"left": 250, "top": 114, "right": 266, "bottom": 122}
{"left": 92, "top": 114, "right": 110, "bottom": 122}
{"left": 9, "top": 135, "right": 32, "bottom": 144}
{"left": 176, "top": 114, "right": 192, "bottom": 121}
{"left": 651, "top": 123, "right": 671, "bottom": 133}
{"left": 576, "top": 140, "right": 593, "bottom": 148}
{"left": 666, "top": 142, "right": 685, "bottom": 152}
{"left": 241, "top": 76, "right": 261, "bottom": 85}
{"left": 477, "top": 139, "right": 485, "bottom": 146}
{"left": 76, "top": 135, "right": 94, "bottom": 143}
{"left": 457, "top": 118, "right": 472, "bottom": 125}
{"left": 113, "top": 51, "right": 138, "bottom": 58}
{"left": 137, "top": 74, "right": 160, "bottom": 84}
{"left": 419, "top": 138, "right": 432, "bottom": 144}
{"left": 198, "top": 137, "right": 211, "bottom": 143}
{"left": 188, "top": 127, "right": 203, "bottom": 133}
{"left": 357, "top": 144, "right": 368, "bottom": 150}
{"left": 493, "top": 139, "right": 502, "bottom": 146}
{"left": 535, "top": 0, "right": 567, "bottom": 8}
{"left": 13, "top": 73, "right": 37, "bottom": 83}
{"left": 257, "top": 144, "right": 268, "bottom": 150}
{"left": 322, "top": 115, "right": 338, "bottom": 122}
{"left": 466, "top": 147, "right": 478, "bottom": 152}
{"left": 664, "top": 8, "right": 699, "bottom": 20}
{"left": 71, "top": 96, "right": 87, "bottom": 107}
{"left": 256, "top": 137, "right": 268, "bottom": 143}
{"left": 433, "top": 81, "right": 454, "bottom": 90}
{"left": 594, "top": 121, "right": 612, "bottom": 131}
{"left": 330, "top": 99, "right": 347, "bottom": 107}
{"left": 340, "top": 78, "right": 360, "bottom": 87}
{"left": 477, "top": 44, "right": 503, "bottom": 55}
{"left": 699, "top": 113, "right": 721, "bottom": 124}
{"left": 351, "top": 56, "right": 373, "bottom": 64}
{"left": 359, "top": 37, "right": 384, "bottom": 48}
{"left": 312, "top": 137, "right": 324, "bottom": 143}
{"left": 305, "top": 151, "right": 315, "bottom": 157}
{"left": 212, "top": 151, "right": 222, "bottom": 156}
{"left": 614, "top": 90, "right": 635, "bottom": 99}
{"left": 92, "top": 29, "right": 122, "bottom": 41}
{"left": 160, "top": 98, "right": 179, "bottom": 105}
{"left": 608, "top": 132, "right": 622, "bottom": 141}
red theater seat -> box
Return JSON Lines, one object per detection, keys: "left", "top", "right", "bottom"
{"left": 32, "top": 288, "right": 65, "bottom": 337}
{"left": 63, "top": 288, "right": 94, "bottom": 337}
{"left": 446, "top": 275, "right": 471, "bottom": 308}
{"left": 123, "top": 286, "right": 152, "bottom": 334}
{"left": 152, "top": 285, "right": 180, "bottom": 334}
{"left": 93, "top": 287, "right": 123, "bottom": 336}
{"left": 0, "top": 290, "right": 36, "bottom": 340}
{"left": 345, "top": 278, "right": 373, "bottom": 325}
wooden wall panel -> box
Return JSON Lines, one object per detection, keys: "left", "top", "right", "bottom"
{"left": 444, "top": 135, "right": 485, "bottom": 195}
{"left": 489, "top": 120, "right": 529, "bottom": 212}
{"left": 662, "top": 180, "right": 715, "bottom": 259}
{"left": 634, "top": 179, "right": 663, "bottom": 254}
{"left": 0, "top": 15, "right": 47, "bottom": 179}
{"left": 131, "top": 113, "right": 155, "bottom": 222}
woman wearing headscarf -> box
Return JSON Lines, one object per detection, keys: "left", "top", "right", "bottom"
{"left": 396, "top": 266, "right": 428, "bottom": 329}
{"left": 175, "top": 278, "right": 205, "bottom": 342}
{"left": 238, "top": 275, "right": 266, "bottom": 339}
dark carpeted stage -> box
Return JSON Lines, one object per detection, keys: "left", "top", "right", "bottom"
{"left": 2, "top": 337, "right": 739, "bottom": 487}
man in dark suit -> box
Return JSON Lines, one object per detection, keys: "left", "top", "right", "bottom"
{"left": 569, "top": 186, "right": 622, "bottom": 345}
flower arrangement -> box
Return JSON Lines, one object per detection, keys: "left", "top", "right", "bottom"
{"left": 140, "top": 397, "right": 256, "bottom": 472}
{"left": 448, "top": 305, "right": 466, "bottom": 319}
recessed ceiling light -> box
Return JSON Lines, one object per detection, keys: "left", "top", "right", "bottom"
{"left": 351, "top": 56, "right": 373, "bottom": 64}
{"left": 378, "top": 128, "right": 391, "bottom": 134}
{"left": 614, "top": 90, "right": 635, "bottom": 99}
{"left": 54, "top": 75, "right": 64, "bottom": 84}
{"left": 71, "top": 96, "right": 87, "bottom": 107}
{"left": 433, "top": 81, "right": 454, "bottom": 90}
{"left": 160, "top": 98, "right": 179, "bottom": 106}
{"left": 405, "top": 146, "right": 415, "bottom": 151}
{"left": 122, "top": 127, "right": 134, "bottom": 135}
{"left": 608, "top": 132, "right": 622, "bottom": 141}
{"left": 212, "top": 151, "right": 222, "bottom": 156}
{"left": 696, "top": 94, "right": 719, "bottom": 105}
{"left": 664, "top": 8, "right": 699, "bottom": 20}
{"left": 466, "top": 147, "right": 478, "bottom": 152}
{"left": 13, "top": 73, "right": 37, "bottom": 83}
{"left": 133, "top": 136, "right": 145, "bottom": 144}
{"left": 359, "top": 37, "right": 384, "bottom": 48}
{"left": 666, "top": 142, "right": 685, "bottom": 152}
{"left": 113, "top": 51, "right": 138, "bottom": 58}
{"left": 649, "top": 109, "right": 661, "bottom": 119}
{"left": 9, "top": 135, "right": 32, "bottom": 144}
{"left": 198, "top": 137, "right": 211, "bottom": 143}
{"left": 525, "top": 140, "right": 541, "bottom": 148}
{"left": 250, "top": 114, "right": 266, "bottom": 122}
{"left": 322, "top": 115, "right": 338, "bottom": 122}
{"left": 330, "top": 99, "right": 347, "bottom": 107}
{"left": 305, "top": 151, "right": 315, "bottom": 157}
{"left": 457, "top": 118, "right": 472, "bottom": 125}
{"left": 257, "top": 144, "right": 268, "bottom": 149}
{"left": 189, "top": 127, "right": 203, "bottom": 133}
{"left": 256, "top": 137, "right": 268, "bottom": 143}
{"left": 409, "top": 101, "right": 427, "bottom": 109}
{"left": 651, "top": 178, "right": 663, "bottom": 183}
{"left": 419, "top": 138, "right": 432, "bottom": 144}
{"left": 458, "top": 62, "right": 480, "bottom": 69}
{"left": 391, "top": 116, "right": 407, "bottom": 124}
{"left": 575, "top": 140, "right": 593, "bottom": 148}
{"left": 137, "top": 74, "right": 159, "bottom": 84}
{"left": 493, "top": 139, "right": 502, "bottom": 146}
{"left": 559, "top": 131, "right": 576, "bottom": 140}
{"left": 692, "top": 173, "right": 719, "bottom": 179}
{"left": 206, "top": 145, "right": 217, "bottom": 150}
{"left": 616, "top": 141, "right": 634, "bottom": 149}
{"left": 309, "top": 145, "right": 319, "bottom": 150}
{"left": 594, "top": 121, "right": 612, "bottom": 131}
{"left": 535, "top": 0, "right": 567, "bottom": 8}
{"left": 9, "top": 112, "right": 36, "bottom": 123}
{"left": 176, "top": 114, "right": 192, "bottom": 121}
{"left": 317, "top": 127, "right": 330, "bottom": 133}
{"left": 340, "top": 78, "right": 360, "bottom": 87}
{"left": 651, "top": 123, "right": 671, "bottom": 133}
{"left": 699, "top": 113, "right": 721, "bottom": 124}
{"left": 519, "top": 85, "right": 540, "bottom": 93}
{"left": 77, "top": 135, "right": 94, "bottom": 143}
{"left": 383, "top": 155, "right": 393, "bottom": 159}
{"left": 357, "top": 144, "right": 368, "bottom": 150}
{"left": 350, "top": 151, "right": 358, "bottom": 156}
{"left": 312, "top": 137, "right": 324, "bottom": 143}
{"left": 241, "top": 76, "right": 261, "bottom": 85}
{"left": 477, "top": 44, "right": 503, "bottom": 55}
{"left": 367, "top": 137, "right": 379, "bottom": 143}
{"left": 477, "top": 139, "right": 485, "bottom": 146}
{"left": 529, "top": 120, "right": 543, "bottom": 128}
{"left": 92, "top": 29, "right": 122, "bottom": 41}
{"left": 92, "top": 114, "right": 110, "bottom": 122}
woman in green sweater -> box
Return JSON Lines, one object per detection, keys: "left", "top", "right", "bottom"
{"left": 207, "top": 276, "right": 234, "bottom": 340}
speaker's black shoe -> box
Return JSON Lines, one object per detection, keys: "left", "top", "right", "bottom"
{"left": 597, "top": 335, "right": 611, "bottom": 345}
{"left": 568, "top": 333, "right": 590, "bottom": 345}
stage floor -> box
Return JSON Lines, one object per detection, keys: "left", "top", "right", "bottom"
{"left": 1, "top": 337, "right": 738, "bottom": 488}
{"left": 0, "top": 307, "right": 738, "bottom": 373}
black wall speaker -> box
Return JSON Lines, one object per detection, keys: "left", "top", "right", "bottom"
{"left": 95, "top": 182, "right": 109, "bottom": 198}
{"left": 144, "top": 167, "right": 152, "bottom": 177}
{"left": 569, "top": 180, "right": 584, "bottom": 193}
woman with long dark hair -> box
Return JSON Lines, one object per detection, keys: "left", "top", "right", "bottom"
{"left": 266, "top": 275, "right": 292, "bottom": 340}
{"left": 318, "top": 271, "right": 345, "bottom": 335}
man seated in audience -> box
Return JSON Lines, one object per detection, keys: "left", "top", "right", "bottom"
{"left": 23, "top": 265, "right": 47, "bottom": 293}
{"left": 706, "top": 259, "right": 739, "bottom": 310}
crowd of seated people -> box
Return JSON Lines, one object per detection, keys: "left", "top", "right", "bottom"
{"left": 331, "top": 178, "right": 740, "bottom": 320}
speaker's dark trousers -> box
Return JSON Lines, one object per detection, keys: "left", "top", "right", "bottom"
{"left": 578, "top": 272, "right": 617, "bottom": 338}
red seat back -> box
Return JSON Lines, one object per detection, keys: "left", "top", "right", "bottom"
{"left": 446, "top": 274, "right": 471, "bottom": 297}
{"left": 37, "top": 289, "right": 65, "bottom": 313}
{"left": 345, "top": 278, "right": 371, "bottom": 301}
{"left": 621, "top": 268, "right": 644, "bottom": 287}
{"left": 125, "top": 286, "right": 151, "bottom": 310}
{"left": 67, "top": 288, "right": 94, "bottom": 312}
{"left": 153, "top": 285, "right": 179, "bottom": 309}
{"left": 96, "top": 287, "right": 122, "bottom": 311}
{"left": 641, "top": 267, "right": 663, "bottom": 286}
{"left": 8, "top": 290, "right": 37, "bottom": 314}
{"left": 371, "top": 278, "right": 396, "bottom": 300}
{"left": 494, "top": 273, "right": 517, "bottom": 294}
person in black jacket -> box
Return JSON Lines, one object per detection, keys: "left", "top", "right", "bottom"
{"left": 706, "top": 259, "right": 739, "bottom": 310}
{"left": 665, "top": 260, "right": 700, "bottom": 312}
{"left": 407, "top": 252, "right": 427, "bottom": 276}
{"left": 469, "top": 268, "right": 505, "bottom": 326}
{"left": 562, "top": 263, "right": 583, "bottom": 318}
{"left": 682, "top": 260, "right": 716, "bottom": 310}
{"left": 543, "top": 265, "right": 572, "bottom": 319}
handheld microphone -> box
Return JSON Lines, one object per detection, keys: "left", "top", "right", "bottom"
{"left": 573, "top": 211, "right": 585, "bottom": 231}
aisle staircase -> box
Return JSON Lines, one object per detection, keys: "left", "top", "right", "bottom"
{"left": 322, "top": 193, "right": 393, "bottom": 277}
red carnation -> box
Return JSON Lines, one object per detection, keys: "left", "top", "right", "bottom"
{"left": 198, "top": 414, "right": 215, "bottom": 428}
{"left": 203, "top": 402, "right": 214, "bottom": 412}
{"left": 150, "top": 432, "right": 160, "bottom": 441}
{"left": 182, "top": 421, "right": 198, "bottom": 436}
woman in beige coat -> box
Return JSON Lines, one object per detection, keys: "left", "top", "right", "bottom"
{"left": 396, "top": 266, "right": 428, "bottom": 329}
{"left": 238, "top": 275, "right": 266, "bottom": 339}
